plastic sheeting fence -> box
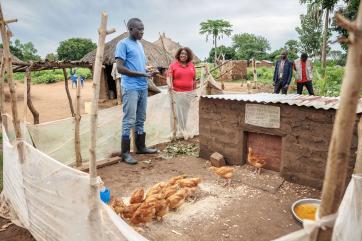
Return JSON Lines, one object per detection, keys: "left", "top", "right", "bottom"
{"left": 0, "top": 87, "right": 202, "bottom": 241}
{"left": 26, "top": 90, "right": 199, "bottom": 165}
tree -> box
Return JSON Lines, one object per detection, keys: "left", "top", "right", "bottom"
{"left": 232, "top": 33, "right": 271, "bottom": 61}
{"left": 57, "top": 38, "right": 97, "bottom": 61}
{"left": 0, "top": 38, "right": 41, "bottom": 61}
{"left": 268, "top": 48, "right": 284, "bottom": 62}
{"left": 300, "top": 0, "right": 339, "bottom": 68}
{"left": 284, "top": 39, "right": 300, "bottom": 60}
{"left": 296, "top": 3, "right": 323, "bottom": 58}
{"left": 207, "top": 45, "right": 236, "bottom": 62}
{"left": 45, "top": 53, "right": 58, "bottom": 61}
{"left": 334, "top": 0, "right": 360, "bottom": 51}
{"left": 199, "top": 19, "right": 233, "bottom": 63}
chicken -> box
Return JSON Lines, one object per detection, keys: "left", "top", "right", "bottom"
{"left": 176, "top": 177, "right": 201, "bottom": 188}
{"left": 111, "top": 197, "right": 126, "bottom": 215}
{"left": 167, "top": 175, "right": 187, "bottom": 186}
{"left": 130, "top": 188, "right": 145, "bottom": 204}
{"left": 167, "top": 188, "right": 189, "bottom": 209}
{"left": 122, "top": 203, "right": 142, "bottom": 219}
{"left": 209, "top": 166, "right": 235, "bottom": 186}
{"left": 145, "top": 198, "right": 170, "bottom": 221}
{"left": 146, "top": 182, "right": 168, "bottom": 197}
{"left": 144, "top": 193, "right": 165, "bottom": 203}
{"left": 130, "top": 202, "right": 156, "bottom": 225}
{"left": 162, "top": 185, "right": 179, "bottom": 199}
{"left": 247, "top": 147, "right": 266, "bottom": 175}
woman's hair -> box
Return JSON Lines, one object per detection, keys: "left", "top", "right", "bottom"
{"left": 175, "top": 47, "right": 193, "bottom": 63}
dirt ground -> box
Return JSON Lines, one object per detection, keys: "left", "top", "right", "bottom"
{"left": 98, "top": 139, "right": 320, "bottom": 241}
{"left": 0, "top": 80, "right": 316, "bottom": 241}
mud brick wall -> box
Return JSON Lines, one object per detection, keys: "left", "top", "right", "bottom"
{"left": 199, "top": 97, "right": 358, "bottom": 189}
{"left": 220, "top": 60, "right": 247, "bottom": 81}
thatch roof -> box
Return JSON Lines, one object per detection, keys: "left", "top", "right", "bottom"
{"left": 81, "top": 32, "right": 173, "bottom": 68}
{"left": 0, "top": 48, "right": 23, "bottom": 63}
{"left": 153, "top": 33, "right": 201, "bottom": 63}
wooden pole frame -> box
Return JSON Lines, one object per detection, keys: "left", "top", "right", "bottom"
{"left": 75, "top": 77, "right": 82, "bottom": 167}
{"left": 317, "top": 5, "right": 362, "bottom": 240}
{"left": 88, "top": 12, "right": 115, "bottom": 238}
{"left": 25, "top": 65, "right": 40, "bottom": 124}
{"left": 62, "top": 68, "right": 75, "bottom": 117}
{"left": 0, "top": 55, "right": 5, "bottom": 121}
{"left": 0, "top": 14, "right": 24, "bottom": 166}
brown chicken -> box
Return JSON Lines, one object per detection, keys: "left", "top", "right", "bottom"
{"left": 111, "top": 197, "right": 126, "bottom": 215}
{"left": 176, "top": 178, "right": 201, "bottom": 188}
{"left": 129, "top": 188, "right": 145, "bottom": 204}
{"left": 162, "top": 185, "right": 179, "bottom": 199}
{"left": 209, "top": 166, "right": 235, "bottom": 185}
{"left": 122, "top": 203, "right": 142, "bottom": 219}
{"left": 130, "top": 202, "right": 156, "bottom": 225}
{"left": 167, "top": 188, "right": 189, "bottom": 209}
{"left": 167, "top": 175, "right": 187, "bottom": 186}
{"left": 247, "top": 147, "right": 266, "bottom": 175}
{"left": 146, "top": 182, "right": 168, "bottom": 197}
{"left": 145, "top": 198, "right": 170, "bottom": 221}
{"left": 144, "top": 193, "right": 165, "bottom": 203}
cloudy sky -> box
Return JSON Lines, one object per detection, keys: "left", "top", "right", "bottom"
{"left": 3, "top": 0, "right": 309, "bottom": 59}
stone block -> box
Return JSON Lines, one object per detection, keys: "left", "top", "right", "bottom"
{"left": 210, "top": 152, "right": 226, "bottom": 167}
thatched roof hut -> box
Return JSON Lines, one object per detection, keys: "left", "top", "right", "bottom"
{"left": 81, "top": 32, "right": 172, "bottom": 68}
{"left": 153, "top": 33, "right": 201, "bottom": 63}
{"left": 81, "top": 32, "right": 170, "bottom": 101}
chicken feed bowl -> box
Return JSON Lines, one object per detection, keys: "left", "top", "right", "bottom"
{"left": 291, "top": 198, "right": 321, "bottom": 223}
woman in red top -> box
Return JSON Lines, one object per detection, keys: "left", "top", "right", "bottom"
{"left": 168, "top": 47, "right": 196, "bottom": 91}
{"left": 168, "top": 47, "right": 196, "bottom": 139}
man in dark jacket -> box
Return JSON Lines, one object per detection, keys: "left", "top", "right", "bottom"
{"left": 273, "top": 51, "right": 293, "bottom": 94}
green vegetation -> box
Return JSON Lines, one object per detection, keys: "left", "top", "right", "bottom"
{"left": 13, "top": 68, "right": 92, "bottom": 84}
{"left": 57, "top": 38, "right": 97, "bottom": 61}
{"left": 0, "top": 39, "right": 41, "bottom": 61}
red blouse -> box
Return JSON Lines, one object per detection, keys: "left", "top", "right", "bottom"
{"left": 168, "top": 61, "right": 196, "bottom": 92}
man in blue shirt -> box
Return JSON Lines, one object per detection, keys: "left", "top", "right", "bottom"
{"left": 273, "top": 50, "right": 293, "bottom": 94}
{"left": 115, "top": 18, "right": 158, "bottom": 165}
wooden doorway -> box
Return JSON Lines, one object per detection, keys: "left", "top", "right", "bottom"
{"left": 246, "top": 132, "right": 282, "bottom": 171}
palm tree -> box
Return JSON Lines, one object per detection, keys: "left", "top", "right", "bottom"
{"left": 199, "top": 19, "right": 233, "bottom": 63}
{"left": 300, "top": 0, "right": 338, "bottom": 68}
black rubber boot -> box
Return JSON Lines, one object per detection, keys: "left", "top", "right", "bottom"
{"left": 121, "top": 138, "right": 138, "bottom": 165}
{"left": 135, "top": 132, "right": 158, "bottom": 154}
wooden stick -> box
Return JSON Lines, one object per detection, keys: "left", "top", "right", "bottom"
{"left": 0, "top": 56, "right": 5, "bottom": 122}
{"left": 75, "top": 77, "right": 82, "bottom": 167}
{"left": 116, "top": 76, "right": 121, "bottom": 105}
{"left": 0, "top": 14, "right": 23, "bottom": 161}
{"left": 25, "top": 66, "right": 39, "bottom": 124}
{"left": 167, "top": 76, "right": 178, "bottom": 140}
{"left": 89, "top": 12, "right": 114, "bottom": 181}
{"left": 220, "top": 61, "right": 225, "bottom": 90}
{"left": 317, "top": 6, "right": 362, "bottom": 240}
{"left": 252, "top": 58, "right": 257, "bottom": 89}
{"left": 355, "top": 117, "right": 362, "bottom": 174}
{"left": 62, "top": 68, "right": 75, "bottom": 117}
{"left": 23, "top": 70, "right": 27, "bottom": 123}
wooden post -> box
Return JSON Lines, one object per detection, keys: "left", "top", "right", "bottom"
{"left": 23, "top": 70, "right": 27, "bottom": 124}
{"left": 252, "top": 58, "right": 257, "bottom": 89}
{"left": 75, "top": 77, "right": 82, "bottom": 167}
{"left": 0, "top": 56, "right": 5, "bottom": 122}
{"left": 88, "top": 12, "right": 115, "bottom": 239}
{"left": 355, "top": 117, "right": 362, "bottom": 174}
{"left": 167, "top": 76, "right": 178, "bottom": 140}
{"left": 0, "top": 10, "right": 23, "bottom": 161}
{"left": 116, "top": 76, "right": 121, "bottom": 105}
{"left": 317, "top": 6, "right": 362, "bottom": 240}
{"left": 25, "top": 66, "right": 39, "bottom": 124}
{"left": 62, "top": 68, "right": 75, "bottom": 117}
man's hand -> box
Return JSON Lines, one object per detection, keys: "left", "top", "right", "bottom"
{"left": 145, "top": 70, "right": 159, "bottom": 78}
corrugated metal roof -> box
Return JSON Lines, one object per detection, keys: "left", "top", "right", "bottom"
{"left": 202, "top": 93, "right": 362, "bottom": 113}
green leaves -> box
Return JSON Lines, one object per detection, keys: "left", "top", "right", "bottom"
{"left": 232, "top": 33, "right": 271, "bottom": 60}
{"left": 57, "top": 38, "right": 96, "bottom": 61}
{"left": 0, "top": 38, "right": 41, "bottom": 61}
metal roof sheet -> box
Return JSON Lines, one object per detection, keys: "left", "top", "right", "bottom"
{"left": 202, "top": 93, "right": 362, "bottom": 113}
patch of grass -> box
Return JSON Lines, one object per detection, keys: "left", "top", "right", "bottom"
{"left": 162, "top": 141, "right": 199, "bottom": 158}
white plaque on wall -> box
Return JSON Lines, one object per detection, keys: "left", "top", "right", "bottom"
{"left": 245, "top": 104, "right": 280, "bottom": 128}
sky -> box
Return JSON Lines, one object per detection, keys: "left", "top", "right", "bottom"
{"left": 2, "top": 0, "right": 310, "bottom": 59}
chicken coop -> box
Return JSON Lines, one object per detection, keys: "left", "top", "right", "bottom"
{"left": 199, "top": 93, "right": 361, "bottom": 189}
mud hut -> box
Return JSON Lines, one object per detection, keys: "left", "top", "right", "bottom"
{"left": 153, "top": 33, "right": 201, "bottom": 63}
{"left": 199, "top": 93, "right": 360, "bottom": 189}
{"left": 220, "top": 60, "right": 248, "bottom": 81}
{"left": 81, "top": 32, "right": 173, "bottom": 100}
